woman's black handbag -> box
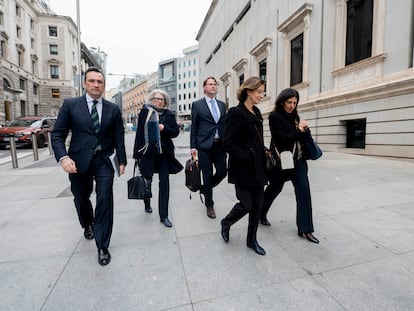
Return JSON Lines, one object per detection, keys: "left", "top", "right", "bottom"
{"left": 127, "top": 164, "right": 152, "bottom": 200}
{"left": 304, "top": 134, "right": 323, "bottom": 160}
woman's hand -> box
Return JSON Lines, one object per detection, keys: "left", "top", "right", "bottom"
{"left": 298, "top": 120, "right": 308, "bottom": 132}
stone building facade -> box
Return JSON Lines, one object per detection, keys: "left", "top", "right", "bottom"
{"left": 0, "top": 0, "right": 104, "bottom": 125}
{"left": 196, "top": 0, "right": 414, "bottom": 159}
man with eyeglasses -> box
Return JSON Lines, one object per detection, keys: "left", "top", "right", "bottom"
{"left": 190, "top": 77, "right": 227, "bottom": 219}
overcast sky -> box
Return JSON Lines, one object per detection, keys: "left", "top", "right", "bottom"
{"left": 47, "top": 0, "right": 212, "bottom": 89}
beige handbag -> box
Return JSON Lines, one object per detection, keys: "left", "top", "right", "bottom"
{"left": 275, "top": 143, "right": 296, "bottom": 170}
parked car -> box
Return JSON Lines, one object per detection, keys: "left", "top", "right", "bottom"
{"left": 0, "top": 116, "right": 56, "bottom": 149}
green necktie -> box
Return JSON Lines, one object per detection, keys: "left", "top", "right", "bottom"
{"left": 91, "top": 100, "right": 101, "bottom": 152}
{"left": 91, "top": 100, "right": 100, "bottom": 133}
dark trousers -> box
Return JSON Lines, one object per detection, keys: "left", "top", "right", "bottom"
{"left": 144, "top": 153, "right": 170, "bottom": 220}
{"left": 198, "top": 141, "right": 227, "bottom": 208}
{"left": 262, "top": 158, "right": 314, "bottom": 233}
{"left": 69, "top": 154, "right": 114, "bottom": 249}
{"left": 222, "top": 184, "right": 264, "bottom": 243}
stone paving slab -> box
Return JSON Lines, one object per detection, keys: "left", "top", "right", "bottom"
{"left": 1, "top": 131, "right": 414, "bottom": 310}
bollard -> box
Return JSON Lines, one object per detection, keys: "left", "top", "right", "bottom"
{"left": 9, "top": 133, "right": 18, "bottom": 168}
{"left": 47, "top": 131, "right": 54, "bottom": 156}
{"left": 31, "top": 132, "right": 39, "bottom": 161}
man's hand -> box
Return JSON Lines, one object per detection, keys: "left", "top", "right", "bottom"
{"left": 191, "top": 149, "right": 197, "bottom": 160}
{"left": 119, "top": 164, "right": 126, "bottom": 175}
{"left": 61, "top": 157, "right": 77, "bottom": 174}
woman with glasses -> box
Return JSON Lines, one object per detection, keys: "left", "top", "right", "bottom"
{"left": 133, "top": 89, "right": 183, "bottom": 227}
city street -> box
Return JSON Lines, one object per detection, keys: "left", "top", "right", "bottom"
{"left": 1, "top": 131, "right": 414, "bottom": 310}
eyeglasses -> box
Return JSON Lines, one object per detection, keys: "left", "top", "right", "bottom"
{"left": 256, "top": 90, "right": 266, "bottom": 96}
{"left": 152, "top": 97, "right": 165, "bottom": 102}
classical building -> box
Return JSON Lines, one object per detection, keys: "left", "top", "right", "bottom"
{"left": 176, "top": 45, "right": 199, "bottom": 123}
{"left": 197, "top": 0, "right": 414, "bottom": 159}
{"left": 0, "top": 0, "right": 104, "bottom": 125}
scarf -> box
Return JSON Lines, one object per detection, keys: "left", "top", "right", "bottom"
{"left": 139, "top": 104, "right": 162, "bottom": 155}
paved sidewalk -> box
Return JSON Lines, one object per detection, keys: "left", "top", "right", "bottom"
{"left": 1, "top": 131, "right": 414, "bottom": 311}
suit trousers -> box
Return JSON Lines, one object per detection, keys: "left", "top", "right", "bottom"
{"left": 222, "top": 184, "right": 264, "bottom": 243}
{"left": 144, "top": 153, "right": 170, "bottom": 220}
{"left": 69, "top": 153, "right": 114, "bottom": 249}
{"left": 198, "top": 141, "right": 227, "bottom": 208}
{"left": 262, "top": 158, "right": 314, "bottom": 233}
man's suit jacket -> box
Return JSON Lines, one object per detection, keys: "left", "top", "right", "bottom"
{"left": 190, "top": 98, "right": 226, "bottom": 151}
{"left": 52, "top": 95, "right": 127, "bottom": 174}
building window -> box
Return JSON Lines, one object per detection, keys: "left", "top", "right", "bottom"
{"left": 50, "top": 65, "right": 59, "bottom": 79}
{"left": 259, "top": 58, "right": 267, "bottom": 92}
{"left": 0, "top": 40, "right": 5, "bottom": 57}
{"left": 290, "top": 33, "right": 303, "bottom": 86}
{"left": 278, "top": 4, "right": 312, "bottom": 87}
{"left": 34, "top": 104, "right": 39, "bottom": 116}
{"left": 345, "top": 0, "right": 373, "bottom": 66}
{"left": 16, "top": 4, "right": 21, "bottom": 17}
{"left": 16, "top": 25, "right": 21, "bottom": 38}
{"left": 18, "top": 51, "right": 23, "bottom": 66}
{"left": 31, "top": 38, "right": 35, "bottom": 48}
{"left": 19, "top": 78, "right": 25, "bottom": 90}
{"left": 20, "top": 100, "right": 26, "bottom": 116}
{"left": 239, "top": 74, "right": 244, "bottom": 86}
{"left": 0, "top": 11, "right": 4, "bottom": 25}
{"left": 346, "top": 119, "right": 366, "bottom": 148}
{"left": 30, "top": 19, "right": 35, "bottom": 30}
{"left": 33, "top": 84, "right": 38, "bottom": 95}
{"left": 48, "top": 26, "right": 58, "bottom": 37}
{"left": 49, "top": 44, "right": 58, "bottom": 55}
{"left": 52, "top": 88, "right": 60, "bottom": 98}
{"left": 32, "top": 60, "right": 36, "bottom": 74}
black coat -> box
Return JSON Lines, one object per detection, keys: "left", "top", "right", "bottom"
{"left": 223, "top": 102, "right": 267, "bottom": 187}
{"left": 52, "top": 95, "right": 127, "bottom": 174}
{"left": 268, "top": 110, "right": 311, "bottom": 158}
{"left": 133, "top": 106, "right": 183, "bottom": 176}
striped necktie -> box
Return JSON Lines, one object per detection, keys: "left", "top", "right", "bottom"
{"left": 91, "top": 100, "right": 100, "bottom": 133}
{"left": 91, "top": 100, "right": 101, "bottom": 152}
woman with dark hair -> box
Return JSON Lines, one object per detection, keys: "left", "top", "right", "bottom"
{"left": 220, "top": 76, "right": 267, "bottom": 255}
{"left": 133, "top": 89, "right": 183, "bottom": 228}
{"left": 260, "top": 88, "right": 319, "bottom": 244}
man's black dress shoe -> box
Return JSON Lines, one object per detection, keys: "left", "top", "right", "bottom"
{"left": 98, "top": 248, "right": 111, "bottom": 266}
{"left": 220, "top": 219, "right": 229, "bottom": 243}
{"left": 247, "top": 241, "right": 266, "bottom": 255}
{"left": 145, "top": 205, "right": 152, "bottom": 213}
{"left": 161, "top": 218, "right": 172, "bottom": 227}
{"left": 260, "top": 219, "right": 271, "bottom": 226}
{"left": 298, "top": 232, "right": 319, "bottom": 244}
{"left": 83, "top": 225, "right": 94, "bottom": 240}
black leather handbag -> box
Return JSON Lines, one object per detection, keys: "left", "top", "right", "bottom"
{"left": 127, "top": 164, "right": 152, "bottom": 200}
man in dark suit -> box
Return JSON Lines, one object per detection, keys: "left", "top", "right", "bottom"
{"left": 51, "top": 67, "right": 127, "bottom": 266}
{"left": 190, "top": 77, "right": 227, "bottom": 218}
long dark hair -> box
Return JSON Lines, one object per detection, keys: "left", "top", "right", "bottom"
{"left": 274, "top": 88, "right": 300, "bottom": 121}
